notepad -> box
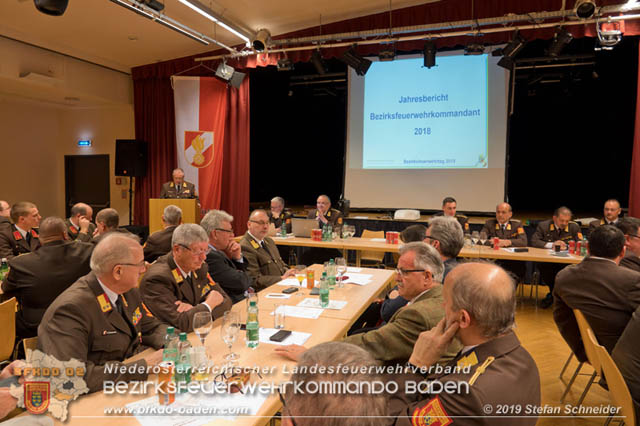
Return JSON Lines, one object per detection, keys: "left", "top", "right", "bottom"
{"left": 270, "top": 305, "right": 323, "bottom": 319}
{"left": 259, "top": 328, "right": 311, "bottom": 346}
{"left": 297, "top": 298, "right": 347, "bottom": 310}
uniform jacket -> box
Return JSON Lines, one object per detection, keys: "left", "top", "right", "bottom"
{"left": 433, "top": 212, "right": 470, "bottom": 234}
{"left": 553, "top": 257, "right": 640, "bottom": 362}
{"left": 589, "top": 218, "right": 620, "bottom": 232}
{"left": 268, "top": 209, "right": 294, "bottom": 233}
{"left": 159, "top": 181, "right": 197, "bottom": 199}
{"left": 64, "top": 218, "right": 96, "bottom": 243}
{"left": 389, "top": 331, "right": 540, "bottom": 426}
{"left": 240, "top": 233, "right": 288, "bottom": 289}
{"left": 139, "top": 253, "right": 232, "bottom": 332}
{"left": 531, "top": 219, "right": 583, "bottom": 248}
{"left": 343, "top": 285, "right": 461, "bottom": 365}
{"left": 37, "top": 272, "right": 167, "bottom": 393}
{"left": 205, "top": 248, "right": 253, "bottom": 303}
{"left": 620, "top": 250, "right": 640, "bottom": 273}
{"left": 1, "top": 240, "right": 93, "bottom": 340}
{"left": 612, "top": 305, "right": 640, "bottom": 413}
{"left": 0, "top": 217, "right": 11, "bottom": 227}
{"left": 0, "top": 224, "right": 40, "bottom": 259}
{"left": 481, "top": 219, "right": 527, "bottom": 247}
{"left": 143, "top": 225, "right": 176, "bottom": 263}
{"left": 307, "top": 208, "right": 343, "bottom": 228}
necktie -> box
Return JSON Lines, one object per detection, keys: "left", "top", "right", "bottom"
{"left": 25, "top": 232, "right": 31, "bottom": 245}
{"left": 116, "top": 296, "right": 126, "bottom": 318}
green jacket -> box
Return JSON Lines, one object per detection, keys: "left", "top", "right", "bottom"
{"left": 344, "top": 284, "right": 461, "bottom": 365}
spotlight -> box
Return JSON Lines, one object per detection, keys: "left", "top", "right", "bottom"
{"left": 423, "top": 41, "right": 436, "bottom": 68}
{"left": 547, "top": 27, "right": 573, "bottom": 57}
{"left": 497, "top": 30, "right": 526, "bottom": 69}
{"left": 277, "top": 58, "right": 294, "bottom": 71}
{"left": 141, "top": 0, "right": 164, "bottom": 11}
{"left": 378, "top": 49, "right": 395, "bottom": 62}
{"left": 464, "top": 44, "right": 485, "bottom": 55}
{"left": 310, "top": 50, "right": 328, "bottom": 75}
{"left": 595, "top": 20, "right": 622, "bottom": 50}
{"left": 340, "top": 47, "right": 371, "bottom": 76}
{"left": 575, "top": 0, "right": 597, "bottom": 19}
{"left": 215, "top": 62, "right": 234, "bottom": 81}
{"left": 34, "top": 0, "right": 68, "bottom": 16}
{"left": 229, "top": 71, "right": 246, "bottom": 89}
{"left": 252, "top": 29, "right": 271, "bottom": 52}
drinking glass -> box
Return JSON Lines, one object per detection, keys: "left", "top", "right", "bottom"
{"left": 471, "top": 230, "right": 480, "bottom": 246}
{"left": 221, "top": 311, "right": 240, "bottom": 361}
{"left": 295, "top": 265, "right": 306, "bottom": 287}
{"left": 335, "top": 257, "right": 347, "bottom": 288}
{"left": 193, "top": 312, "right": 212, "bottom": 347}
{"left": 274, "top": 304, "right": 286, "bottom": 329}
{"left": 479, "top": 231, "right": 488, "bottom": 248}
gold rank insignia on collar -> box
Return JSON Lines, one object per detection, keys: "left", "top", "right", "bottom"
{"left": 469, "top": 356, "right": 496, "bottom": 386}
{"left": 142, "top": 302, "right": 154, "bottom": 317}
{"left": 507, "top": 223, "right": 511, "bottom": 231}
{"left": 250, "top": 239, "right": 260, "bottom": 249}
{"left": 132, "top": 307, "right": 142, "bottom": 325}
{"left": 550, "top": 223, "right": 555, "bottom": 231}
{"left": 456, "top": 351, "right": 479, "bottom": 369}
{"left": 172, "top": 268, "right": 184, "bottom": 283}
{"left": 207, "top": 273, "right": 216, "bottom": 285}
{"left": 280, "top": 213, "right": 284, "bottom": 219}
{"left": 411, "top": 396, "right": 452, "bottom": 426}
{"left": 169, "top": 182, "right": 174, "bottom": 187}
{"left": 97, "top": 294, "right": 113, "bottom": 313}
{"left": 121, "top": 295, "right": 129, "bottom": 307}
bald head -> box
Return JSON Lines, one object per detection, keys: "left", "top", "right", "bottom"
{"left": 90, "top": 233, "right": 140, "bottom": 276}
{"left": 446, "top": 262, "right": 515, "bottom": 339}
{"left": 70, "top": 203, "right": 93, "bottom": 221}
{"left": 39, "top": 217, "right": 68, "bottom": 242}
{"left": 495, "top": 202, "right": 513, "bottom": 225}
{"left": 96, "top": 208, "right": 119, "bottom": 232}
{"left": 0, "top": 201, "right": 10, "bottom": 218}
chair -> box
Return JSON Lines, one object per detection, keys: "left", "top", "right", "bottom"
{"left": 560, "top": 309, "right": 602, "bottom": 406}
{"left": 587, "top": 328, "right": 636, "bottom": 426}
{"left": 360, "top": 230, "right": 385, "bottom": 268}
{"left": 0, "top": 297, "right": 16, "bottom": 367}
{"left": 23, "top": 337, "right": 38, "bottom": 357}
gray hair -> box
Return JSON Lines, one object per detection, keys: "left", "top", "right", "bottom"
{"left": 428, "top": 216, "right": 464, "bottom": 258}
{"left": 90, "top": 232, "right": 141, "bottom": 275}
{"left": 39, "top": 217, "right": 67, "bottom": 239}
{"left": 201, "top": 210, "right": 234, "bottom": 235}
{"left": 171, "top": 223, "right": 208, "bottom": 247}
{"left": 449, "top": 262, "right": 516, "bottom": 338}
{"left": 399, "top": 241, "right": 444, "bottom": 282}
{"left": 284, "top": 342, "right": 387, "bottom": 426}
{"left": 96, "top": 208, "right": 119, "bottom": 230}
{"left": 172, "top": 168, "right": 184, "bottom": 176}
{"left": 271, "top": 196, "right": 285, "bottom": 206}
{"left": 163, "top": 205, "right": 182, "bottom": 226}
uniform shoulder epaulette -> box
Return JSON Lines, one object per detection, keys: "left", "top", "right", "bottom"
{"left": 468, "top": 356, "right": 496, "bottom": 386}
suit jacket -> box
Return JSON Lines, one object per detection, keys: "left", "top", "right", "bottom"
{"left": 64, "top": 218, "right": 96, "bottom": 243}
{"left": 268, "top": 210, "right": 293, "bottom": 233}
{"left": 1, "top": 240, "right": 93, "bottom": 340}
{"left": 531, "top": 219, "right": 583, "bottom": 248}
{"left": 240, "top": 233, "right": 288, "bottom": 290}
{"left": 433, "top": 212, "right": 470, "bottom": 234}
{"left": 481, "top": 219, "right": 527, "bottom": 247}
{"left": 343, "top": 285, "right": 461, "bottom": 364}
{"left": 205, "top": 248, "right": 253, "bottom": 303}
{"left": 612, "top": 305, "right": 640, "bottom": 412}
{"left": 143, "top": 226, "right": 176, "bottom": 263}
{"left": 139, "top": 253, "right": 232, "bottom": 331}
{"left": 620, "top": 250, "right": 640, "bottom": 273}
{"left": 159, "top": 181, "right": 197, "bottom": 199}
{"left": 388, "top": 331, "right": 540, "bottom": 426}
{"left": 37, "top": 272, "right": 167, "bottom": 393}
{"left": 553, "top": 257, "right": 640, "bottom": 362}
{"left": 0, "top": 224, "right": 40, "bottom": 260}
{"left": 307, "top": 208, "right": 343, "bottom": 229}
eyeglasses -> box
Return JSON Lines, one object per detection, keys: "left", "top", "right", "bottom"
{"left": 215, "top": 228, "right": 234, "bottom": 234}
{"left": 115, "top": 260, "right": 146, "bottom": 270}
{"left": 249, "top": 220, "right": 269, "bottom": 226}
{"left": 178, "top": 243, "right": 211, "bottom": 256}
{"left": 395, "top": 268, "right": 427, "bottom": 276}
{"left": 424, "top": 236, "right": 439, "bottom": 244}
{"left": 629, "top": 234, "right": 640, "bottom": 240}
{"left": 278, "top": 387, "right": 298, "bottom": 426}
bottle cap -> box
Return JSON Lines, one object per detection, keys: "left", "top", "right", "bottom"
{"left": 249, "top": 301, "right": 257, "bottom": 306}
{"left": 167, "top": 326, "right": 175, "bottom": 334}
{"left": 179, "top": 332, "right": 187, "bottom": 341}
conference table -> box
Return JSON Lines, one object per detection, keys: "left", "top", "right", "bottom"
{"left": 42, "top": 266, "right": 396, "bottom": 426}
{"left": 271, "top": 236, "right": 585, "bottom": 266}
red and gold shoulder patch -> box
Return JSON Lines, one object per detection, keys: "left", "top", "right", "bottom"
{"left": 141, "top": 302, "right": 154, "bottom": 317}
{"left": 172, "top": 268, "right": 184, "bottom": 284}
{"left": 517, "top": 227, "right": 525, "bottom": 234}
{"left": 285, "top": 218, "right": 291, "bottom": 224}
{"left": 30, "top": 229, "right": 38, "bottom": 238}
{"left": 412, "top": 396, "right": 452, "bottom": 426}
{"left": 13, "top": 231, "right": 22, "bottom": 241}
{"left": 464, "top": 222, "right": 469, "bottom": 230}
{"left": 69, "top": 226, "right": 78, "bottom": 234}
{"left": 207, "top": 273, "right": 217, "bottom": 286}
{"left": 337, "top": 217, "right": 343, "bottom": 225}
{"left": 97, "top": 293, "right": 112, "bottom": 313}
{"left": 577, "top": 232, "right": 584, "bottom": 240}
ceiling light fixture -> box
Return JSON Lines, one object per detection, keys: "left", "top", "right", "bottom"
{"left": 176, "top": 0, "right": 251, "bottom": 43}
{"left": 310, "top": 50, "right": 328, "bottom": 75}
{"left": 423, "top": 41, "right": 436, "bottom": 68}
{"left": 464, "top": 43, "right": 485, "bottom": 55}
{"left": 547, "top": 27, "right": 573, "bottom": 56}
{"left": 340, "top": 47, "right": 372, "bottom": 76}
{"left": 575, "top": 0, "right": 597, "bottom": 19}
{"left": 497, "top": 30, "right": 526, "bottom": 69}
{"left": 253, "top": 29, "right": 272, "bottom": 52}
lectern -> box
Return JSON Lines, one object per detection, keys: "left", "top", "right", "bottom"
{"left": 148, "top": 199, "right": 200, "bottom": 234}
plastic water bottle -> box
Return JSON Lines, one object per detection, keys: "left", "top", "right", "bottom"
{"left": 162, "top": 326, "right": 178, "bottom": 364}
{"left": 581, "top": 238, "right": 588, "bottom": 256}
{"left": 0, "top": 258, "right": 8, "bottom": 282}
{"left": 319, "top": 272, "right": 330, "bottom": 308}
{"left": 246, "top": 300, "right": 259, "bottom": 348}
{"left": 327, "top": 259, "right": 336, "bottom": 289}
{"left": 175, "top": 332, "right": 192, "bottom": 392}
{"left": 281, "top": 221, "right": 288, "bottom": 237}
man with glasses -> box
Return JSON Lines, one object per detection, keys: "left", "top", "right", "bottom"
{"left": 617, "top": 217, "right": 640, "bottom": 273}
{"left": 241, "top": 210, "right": 295, "bottom": 290}
{"left": 38, "top": 233, "right": 167, "bottom": 393}
{"left": 590, "top": 199, "right": 623, "bottom": 231}
{"left": 140, "top": 224, "right": 231, "bottom": 332}
{"left": 144, "top": 204, "right": 182, "bottom": 263}
{"left": 201, "top": 210, "right": 254, "bottom": 303}
{"left": 276, "top": 242, "right": 461, "bottom": 365}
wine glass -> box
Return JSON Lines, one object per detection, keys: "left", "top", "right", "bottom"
{"left": 471, "top": 230, "right": 480, "bottom": 246}
{"left": 349, "top": 225, "right": 356, "bottom": 238}
{"left": 193, "top": 312, "right": 212, "bottom": 346}
{"left": 221, "top": 311, "right": 240, "bottom": 362}
{"left": 335, "top": 257, "right": 347, "bottom": 288}
{"left": 479, "top": 231, "right": 487, "bottom": 248}
{"left": 295, "top": 265, "right": 306, "bottom": 287}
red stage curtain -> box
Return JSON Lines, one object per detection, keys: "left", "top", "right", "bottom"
{"left": 629, "top": 42, "right": 640, "bottom": 217}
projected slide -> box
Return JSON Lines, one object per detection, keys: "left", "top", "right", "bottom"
{"left": 362, "top": 55, "right": 488, "bottom": 169}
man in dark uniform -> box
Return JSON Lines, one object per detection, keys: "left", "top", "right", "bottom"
{"left": 481, "top": 202, "right": 527, "bottom": 282}
{"left": 531, "top": 206, "right": 583, "bottom": 308}
{"left": 268, "top": 196, "right": 293, "bottom": 234}
{"left": 144, "top": 204, "right": 182, "bottom": 263}
{"left": 553, "top": 225, "right": 640, "bottom": 362}
{"left": 589, "top": 199, "right": 622, "bottom": 231}
{"left": 1, "top": 217, "right": 93, "bottom": 342}
{"left": 0, "top": 200, "right": 10, "bottom": 227}
{"left": 38, "top": 233, "right": 166, "bottom": 393}
{"left": 307, "top": 194, "right": 343, "bottom": 229}
{"left": 241, "top": 209, "right": 295, "bottom": 290}
{"left": 202, "top": 210, "right": 254, "bottom": 303}
{"left": 159, "top": 168, "right": 198, "bottom": 200}
{"left": 0, "top": 201, "right": 41, "bottom": 259}
{"left": 617, "top": 218, "right": 640, "bottom": 272}
{"left": 612, "top": 305, "right": 640, "bottom": 420}
{"left": 433, "top": 196, "right": 470, "bottom": 234}
{"left": 388, "top": 262, "right": 540, "bottom": 426}
{"left": 65, "top": 202, "right": 96, "bottom": 242}
{"left": 140, "top": 223, "right": 231, "bottom": 332}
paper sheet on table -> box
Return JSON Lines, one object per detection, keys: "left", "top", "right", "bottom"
{"left": 276, "top": 278, "right": 304, "bottom": 287}
{"left": 343, "top": 272, "right": 373, "bottom": 286}
{"left": 297, "top": 298, "right": 347, "bottom": 310}
{"left": 270, "top": 305, "right": 323, "bottom": 319}
{"left": 259, "top": 328, "right": 311, "bottom": 346}
{"left": 370, "top": 238, "right": 387, "bottom": 242}
{"left": 126, "top": 388, "right": 269, "bottom": 425}
{"left": 502, "top": 248, "right": 519, "bottom": 252}
{"left": 265, "top": 293, "right": 292, "bottom": 299}
{"left": 346, "top": 267, "right": 362, "bottom": 272}
{"left": 272, "top": 234, "right": 295, "bottom": 239}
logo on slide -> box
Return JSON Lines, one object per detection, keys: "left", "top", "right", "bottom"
{"left": 184, "top": 131, "right": 214, "bottom": 168}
